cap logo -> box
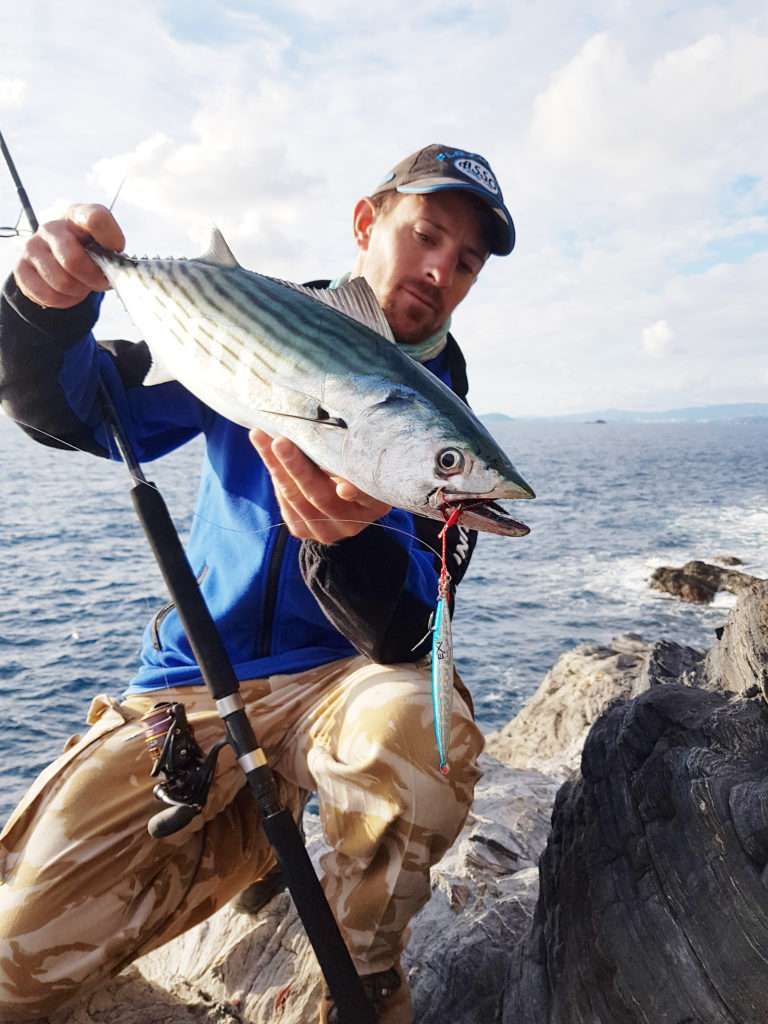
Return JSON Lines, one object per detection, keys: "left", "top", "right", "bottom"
{"left": 453, "top": 157, "right": 499, "bottom": 196}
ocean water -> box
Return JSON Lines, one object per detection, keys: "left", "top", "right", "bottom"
{"left": 1, "top": 414, "right": 767, "bottom": 825}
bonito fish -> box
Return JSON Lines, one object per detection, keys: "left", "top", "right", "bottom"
{"left": 88, "top": 231, "right": 535, "bottom": 535}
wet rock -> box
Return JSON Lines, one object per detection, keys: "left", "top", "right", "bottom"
{"left": 650, "top": 559, "right": 762, "bottom": 604}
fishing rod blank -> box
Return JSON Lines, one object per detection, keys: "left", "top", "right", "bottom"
{"left": 0, "top": 130, "right": 38, "bottom": 233}
{"left": 0, "top": 129, "right": 374, "bottom": 1024}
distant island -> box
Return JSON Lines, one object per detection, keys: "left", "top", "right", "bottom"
{"left": 481, "top": 403, "right": 768, "bottom": 424}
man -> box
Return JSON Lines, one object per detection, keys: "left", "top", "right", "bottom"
{"left": 0, "top": 145, "right": 515, "bottom": 1023}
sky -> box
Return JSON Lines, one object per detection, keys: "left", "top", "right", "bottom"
{"left": 0, "top": 0, "right": 766, "bottom": 416}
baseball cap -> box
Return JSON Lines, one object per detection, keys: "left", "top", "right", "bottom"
{"left": 371, "top": 144, "right": 515, "bottom": 255}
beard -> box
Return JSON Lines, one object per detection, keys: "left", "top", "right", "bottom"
{"left": 382, "top": 281, "right": 445, "bottom": 343}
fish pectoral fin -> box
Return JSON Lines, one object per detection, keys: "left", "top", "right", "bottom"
{"left": 268, "top": 276, "right": 395, "bottom": 341}
{"left": 143, "top": 356, "right": 176, "bottom": 387}
{"left": 256, "top": 405, "right": 348, "bottom": 429}
{"left": 195, "top": 227, "right": 240, "bottom": 269}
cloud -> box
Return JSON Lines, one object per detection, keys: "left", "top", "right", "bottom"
{"left": 88, "top": 92, "right": 321, "bottom": 269}
{"left": 0, "top": 2, "right": 767, "bottom": 415}
{"left": 0, "top": 78, "right": 26, "bottom": 108}
{"left": 642, "top": 320, "right": 675, "bottom": 357}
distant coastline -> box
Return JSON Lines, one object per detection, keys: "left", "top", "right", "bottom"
{"left": 480, "top": 403, "right": 768, "bottom": 425}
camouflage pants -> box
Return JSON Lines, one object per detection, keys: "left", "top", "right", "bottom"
{"left": 0, "top": 655, "right": 483, "bottom": 1020}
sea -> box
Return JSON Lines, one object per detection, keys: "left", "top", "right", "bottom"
{"left": 1, "top": 414, "right": 767, "bottom": 826}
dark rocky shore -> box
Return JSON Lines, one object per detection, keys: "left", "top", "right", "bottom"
{"left": 650, "top": 556, "right": 758, "bottom": 604}
{"left": 54, "top": 577, "right": 768, "bottom": 1023}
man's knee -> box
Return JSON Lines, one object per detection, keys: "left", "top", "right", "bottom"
{"left": 336, "top": 661, "right": 483, "bottom": 826}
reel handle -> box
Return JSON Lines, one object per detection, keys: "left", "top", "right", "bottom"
{"left": 147, "top": 801, "right": 200, "bottom": 839}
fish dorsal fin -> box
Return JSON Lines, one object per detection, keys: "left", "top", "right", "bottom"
{"left": 196, "top": 227, "right": 240, "bottom": 269}
{"left": 272, "top": 276, "right": 395, "bottom": 341}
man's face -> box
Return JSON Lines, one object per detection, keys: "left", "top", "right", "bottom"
{"left": 354, "top": 191, "right": 489, "bottom": 344}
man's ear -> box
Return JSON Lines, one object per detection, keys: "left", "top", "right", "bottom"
{"left": 352, "top": 197, "right": 376, "bottom": 251}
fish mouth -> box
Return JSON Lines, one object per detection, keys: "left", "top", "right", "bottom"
{"left": 442, "top": 497, "right": 531, "bottom": 537}
{"left": 428, "top": 487, "right": 532, "bottom": 537}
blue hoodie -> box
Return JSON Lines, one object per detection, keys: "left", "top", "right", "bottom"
{"left": 0, "top": 278, "right": 478, "bottom": 693}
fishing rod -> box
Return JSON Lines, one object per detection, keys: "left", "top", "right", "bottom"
{"left": 0, "top": 128, "right": 374, "bottom": 1024}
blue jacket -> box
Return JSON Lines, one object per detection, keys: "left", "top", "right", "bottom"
{"left": 0, "top": 276, "right": 478, "bottom": 692}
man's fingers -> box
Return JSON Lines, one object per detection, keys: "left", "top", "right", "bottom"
{"left": 249, "top": 431, "right": 321, "bottom": 531}
{"left": 24, "top": 233, "right": 94, "bottom": 297}
{"left": 250, "top": 430, "right": 290, "bottom": 485}
{"left": 270, "top": 437, "right": 344, "bottom": 516}
{"left": 12, "top": 204, "right": 125, "bottom": 310}
{"left": 40, "top": 222, "right": 110, "bottom": 292}
{"left": 14, "top": 259, "right": 88, "bottom": 309}
{"left": 249, "top": 430, "right": 390, "bottom": 541}
{"left": 334, "top": 479, "right": 368, "bottom": 504}
{"left": 332, "top": 477, "right": 390, "bottom": 516}
{"left": 67, "top": 204, "right": 126, "bottom": 252}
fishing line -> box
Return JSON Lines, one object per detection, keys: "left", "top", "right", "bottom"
{"left": 0, "top": 211, "right": 32, "bottom": 239}
{"left": 108, "top": 176, "right": 127, "bottom": 215}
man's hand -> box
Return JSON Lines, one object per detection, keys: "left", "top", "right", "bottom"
{"left": 13, "top": 203, "right": 125, "bottom": 310}
{"left": 249, "top": 429, "right": 391, "bottom": 544}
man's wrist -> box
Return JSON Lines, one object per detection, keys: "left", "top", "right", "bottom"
{"left": 2, "top": 274, "right": 101, "bottom": 343}
{"left": 301, "top": 525, "right": 376, "bottom": 555}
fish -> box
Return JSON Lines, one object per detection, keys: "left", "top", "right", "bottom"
{"left": 87, "top": 230, "right": 535, "bottom": 535}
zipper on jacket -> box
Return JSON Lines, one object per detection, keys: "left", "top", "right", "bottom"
{"left": 259, "top": 525, "right": 289, "bottom": 657}
{"left": 151, "top": 564, "right": 208, "bottom": 650}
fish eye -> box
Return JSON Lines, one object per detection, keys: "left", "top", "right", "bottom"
{"left": 436, "top": 448, "right": 465, "bottom": 475}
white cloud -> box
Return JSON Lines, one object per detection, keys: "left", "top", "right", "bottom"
{"left": 0, "top": 78, "right": 26, "bottom": 108}
{"left": 642, "top": 320, "right": 675, "bottom": 357}
{"left": 0, "top": 2, "right": 767, "bottom": 415}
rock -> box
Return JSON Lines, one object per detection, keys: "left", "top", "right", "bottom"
{"left": 701, "top": 580, "right": 768, "bottom": 699}
{"left": 486, "top": 634, "right": 652, "bottom": 777}
{"left": 649, "top": 559, "right": 762, "bottom": 604}
{"left": 498, "top": 579, "right": 768, "bottom": 1022}
{"left": 638, "top": 636, "right": 706, "bottom": 689}
{"left": 405, "top": 758, "right": 560, "bottom": 1024}
{"left": 485, "top": 631, "right": 708, "bottom": 779}
{"left": 503, "top": 684, "right": 768, "bottom": 1024}
{"left": 712, "top": 554, "right": 745, "bottom": 567}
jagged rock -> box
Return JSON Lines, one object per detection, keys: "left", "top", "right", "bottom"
{"left": 638, "top": 636, "right": 706, "bottom": 689}
{"left": 485, "top": 634, "right": 652, "bottom": 777}
{"left": 405, "top": 759, "right": 559, "bottom": 1024}
{"left": 496, "top": 583, "right": 768, "bottom": 1022}
{"left": 503, "top": 684, "right": 768, "bottom": 1024}
{"left": 701, "top": 580, "right": 768, "bottom": 700}
{"left": 650, "top": 559, "right": 762, "bottom": 604}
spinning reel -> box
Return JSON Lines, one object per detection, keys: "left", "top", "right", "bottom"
{"left": 139, "top": 702, "right": 227, "bottom": 838}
